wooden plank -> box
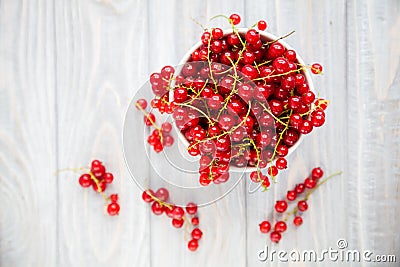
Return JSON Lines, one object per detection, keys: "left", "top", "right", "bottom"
{"left": 55, "top": 0, "right": 150, "bottom": 266}
{"left": 0, "top": 0, "right": 57, "bottom": 266}
{"left": 346, "top": 0, "right": 400, "bottom": 260}
{"left": 244, "top": 1, "right": 349, "bottom": 266}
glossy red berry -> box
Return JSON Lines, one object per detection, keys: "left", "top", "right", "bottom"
{"left": 186, "top": 202, "right": 198, "bottom": 215}
{"left": 192, "top": 217, "right": 200, "bottom": 226}
{"left": 188, "top": 239, "right": 199, "bottom": 251}
{"left": 103, "top": 173, "right": 114, "bottom": 184}
{"left": 293, "top": 216, "right": 303, "bottom": 226}
{"left": 212, "top": 28, "right": 223, "bottom": 39}
{"left": 311, "top": 167, "right": 324, "bottom": 179}
{"left": 297, "top": 200, "right": 308, "bottom": 212}
{"left": 155, "top": 188, "right": 169, "bottom": 202}
{"left": 92, "top": 180, "right": 106, "bottom": 192}
{"left": 270, "top": 231, "right": 282, "bottom": 243}
{"left": 257, "top": 20, "right": 267, "bottom": 31}
{"left": 110, "top": 194, "right": 118, "bottom": 203}
{"left": 259, "top": 221, "right": 271, "bottom": 233}
{"left": 191, "top": 228, "right": 203, "bottom": 240}
{"left": 295, "top": 183, "right": 305, "bottom": 194}
{"left": 142, "top": 190, "right": 154, "bottom": 203}
{"left": 311, "top": 63, "right": 323, "bottom": 74}
{"left": 79, "top": 174, "right": 93, "bottom": 187}
{"left": 229, "top": 14, "right": 241, "bottom": 25}
{"left": 107, "top": 202, "right": 120, "bottom": 216}
{"left": 275, "top": 158, "right": 287, "bottom": 170}
{"left": 144, "top": 113, "right": 156, "bottom": 126}
{"left": 286, "top": 190, "right": 297, "bottom": 201}
{"left": 304, "top": 177, "right": 317, "bottom": 189}
{"left": 274, "top": 221, "right": 287, "bottom": 232}
{"left": 151, "top": 201, "right": 164, "bottom": 215}
{"left": 275, "top": 200, "right": 288, "bottom": 213}
{"left": 172, "top": 218, "right": 184, "bottom": 228}
{"left": 136, "top": 98, "right": 147, "bottom": 110}
{"left": 245, "top": 29, "right": 260, "bottom": 45}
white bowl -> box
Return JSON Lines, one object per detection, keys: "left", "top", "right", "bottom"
{"left": 173, "top": 28, "right": 314, "bottom": 173}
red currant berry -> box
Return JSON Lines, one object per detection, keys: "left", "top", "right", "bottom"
{"left": 161, "top": 122, "right": 172, "bottom": 133}
{"left": 276, "top": 158, "right": 287, "bottom": 170}
{"left": 304, "top": 177, "right": 317, "bottom": 189}
{"left": 92, "top": 180, "right": 106, "bottom": 192}
{"left": 212, "top": 28, "right": 223, "bottom": 39}
{"left": 171, "top": 206, "right": 185, "bottom": 219}
{"left": 191, "top": 228, "right": 203, "bottom": 240}
{"left": 295, "top": 183, "right": 305, "bottom": 194}
{"left": 245, "top": 29, "right": 260, "bottom": 45}
{"left": 311, "top": 63, "right": 323, "bottom": 74}
{"left": 91, "top": 159, "right": 102, "bottom": 168}
{"left": 311, "top": 113, "right": 325, "bottom": 127}
{"left": 192, "top": 217, "right": 200, "bottom": 226}
{"left": 186, "top": 202, "right": 198, "bottom": 215}
{"left": 311, "top": 167, "right": 324, "bottom": 179}
{"left": 299, "top": 120, "right": 313, "bottom": 134}
{"left": 79, "top": 174, "right": 93, "bottom": 187}
{"left": 284, "top": 50, "right": 296, "bottom": 62}
{"left": 275, "top": 200, "right": 288, "bottom": 213}
{"left": 293, "top": 216, "right": 303, "bottom": 226}
{"left": 110, "top": 194, "right": 118, "bottom": 203}
{"left": 297, "top": 200, "right": 308, "bottom": 211}
{"left": 274, "top": 221, "right": 287, "bottom": 232}
{"left": 188, "top": 239, "right": 199, "bottom": 251}
{"left": 107, "top": 202, "right": 120, "bottom": 216}
{"left": 151, "top": 201, "right": 164, "bottom": 215}
{"left": 268, "top": 166, "right": 278, "bottom": 177}
{"left": 259, "top": 221, "right": 271, "bottom": 233}
{"left": 270, "top": 231, "right": 282, "bottom": 243}
{"left": 302, "top": 91, "right": 315, "bottom": 105}
{"left": 103, "top": 173, "right": 114, "bottom": 184}
{"left": 136, "top": 98, "right": 147, "bottom": 110}
{"left": 91, "top": 164, "right": 105, "bottom": 179}
{"left": 142, "top": 189, "right": 154, "bottom": 203}
{"left": 257, "top": 20, "right": 267, "bottom": 31}
{"left": 229, "top": 14, "right": 241, "bottom": 25}
{"left": 172, "top": 218, "right": 184, "bottom": 228}
{"left": 287, "top": 190, "right": 297, "bottom": 201}
{"left": 155, "top": 187, "right": 169, "bottom": 202}
{"left": 276, "top": 144, "right": 289, "bottom": 157}
{"left": 144, "top": 113, "right": 156, "bottom": 126}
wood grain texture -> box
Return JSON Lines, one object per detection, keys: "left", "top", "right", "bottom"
{"left": 0, "top": 0, "right": 399, "bottom": 266}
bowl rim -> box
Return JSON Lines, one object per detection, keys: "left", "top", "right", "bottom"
{"left": 172, "top": 28, "right": 314, "bottom": 173}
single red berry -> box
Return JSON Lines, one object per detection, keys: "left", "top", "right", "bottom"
{"left": 110, "top": 194, "right": 118, "bottom": 203}
{"left": 91, "top": 159, "right": 102, "bottom": 168}
{"left": 188, "top": 239, "right": 199, "bottom": 251}
{"left": 275, "top": 200, "right": 288, "bottom": 213}
{"left": 299, "top": 120, "right": 313, "bottom": 134}
{"left": 192, "top": 217, "right": 200, "bottom": 226}
{"left": 294, "top": 216, "right": 303, "bottom": 226}
{"left": 103, "top": 173, "right": 114, "bottom": 184}
{"left": 286, "top": 190, "right": 297, "bottom": 201}
{"left": 268, "top": 166, "right": 278, "bottom": 177}
{"left": 212, "top": 28, "right": 223, "bottom": 39}
{"left": 155, "top": 188, "right": 169, "bottom": 202}
{"left": 295, "top": 183, "right": 305, "bottom": 194}
{"left": 191, "top": 228, "right": 203, "bottom": 240}
{"left": 270, "top": 231, "right": 282, "bottom": 243}
{"left": 276, "top": 144, "right": 289, "bottom": 157}
{"left": 311, "top": 113, "right": 326, "bottom": 127}
{"left": 161, "top": 122, "right": 172, "bottom": 133}
{"left": 311, "top": 63, "right": 323, "bottom": 74}
{"left": 186, "top": 202, "right": 198, "bottom": 215}
{"left": 274, "top": 221, "right": 287, "bottom": 232}
{"left": 107, "top": 202, "right": 120, "bottom": 216}
{"left": 151, "top": 201, "right": 164, "bottom": 215}
{"left": 142, "top": 189, "right": 154, "bottom": 203}
{"left": 257, "top": 20, "right": 267, "bottom": 31}
{"left": 297, "top": 200, "right": 308, "bottom": 212}
{"left": 91, "top": 164, "right": 105, "bottom": 179}
{"left": 285, "top": 50, "right": 297, "bottom": 62}
{"left": 245, "top": 29, "right": 260, "bottom": 45}
{"left": 262, "top": 177, "right": 270, "bottom": 189}
{"left": 92, "top": 180, "right": 106, "bottom": 192}
{"left": 172, "top": 218, "right": 184, "bottom": 228}
{"left": 304, "top": 177, "right": 317, "bottom": 189}
{"left": 250, "top": 171, "right": 262, "bottom": 183}
{"left": 311, "top": 167, "right": 324, "bottom": 179}
{"left": 229, "top": 14, "right": 241, "bottom": 25}
{"left": 79, "top": 174, "right": 93, "bottom": 187}
{"left": 259, "top": 221, "right": 271, "bottom": 233}
{"left": 171, "top": 206, "right": 185, "bottom": 219}
{"left": 275, "top": 158, "right": 287, "bottom": 170}
{"left": 136, "top": 98, "right": 147, "bottom": 110}
{"left": 144, "top": 113, "right": 156, "bottom": 126}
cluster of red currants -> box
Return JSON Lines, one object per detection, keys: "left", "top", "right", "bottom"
{"left": 136, "top": 13, "right": 328, "bottom": 187}
{"left": 142, "top": 187, "right": 202, "bottom": 252}
{"left": 259, "top": 167, "right": 334, "bottom": 243}
{"left": 136, "top": 99, "right": 174, "bottom": 153}
{"left": 78, "top": 160, "right": 120, "bottom": 216}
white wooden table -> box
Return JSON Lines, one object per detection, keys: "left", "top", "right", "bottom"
{"left": 1, "top": 0, "right": 399, "bottom": 266}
